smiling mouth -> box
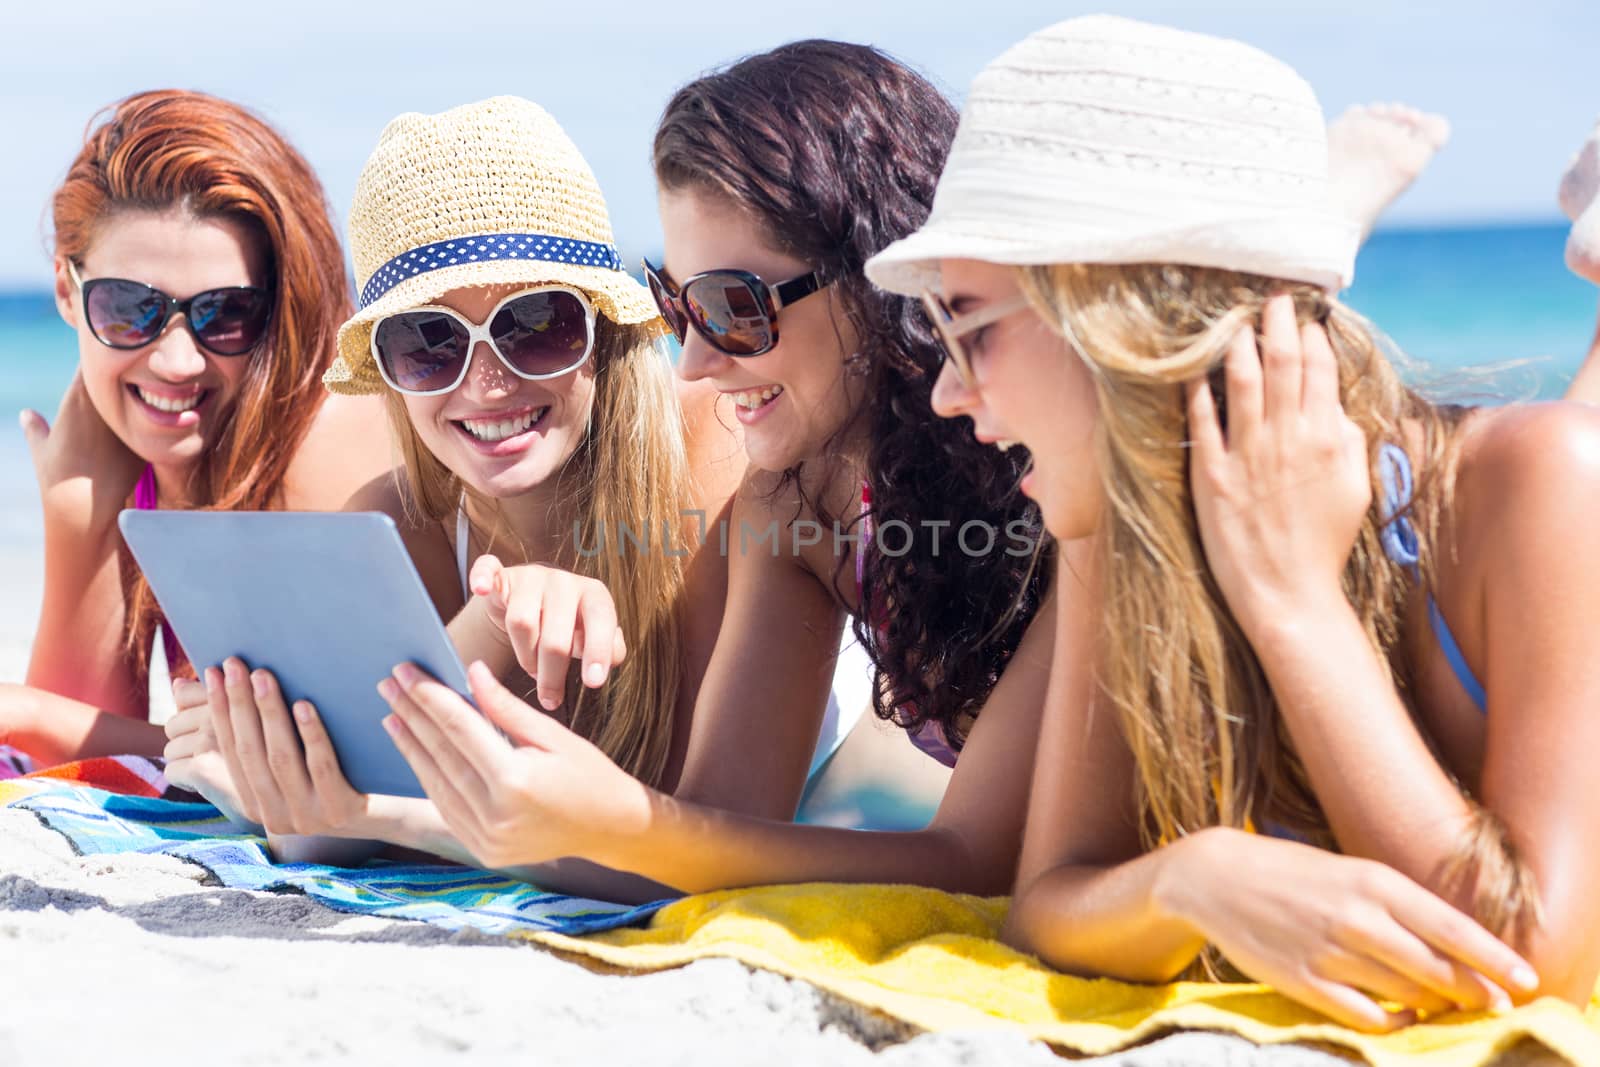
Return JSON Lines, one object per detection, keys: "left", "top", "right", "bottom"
{"left": 729, "top": 385, "right": 784, "bottom": 410}
{"left": 129, "top": 384, "right": 207, "bottom": 414}
{"left": 455, "top": 407, "right": 550, "bottom": 443}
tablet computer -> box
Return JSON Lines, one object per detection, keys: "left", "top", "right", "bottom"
{"left": 119, "top": 509, "right": 472, "bottom": 798}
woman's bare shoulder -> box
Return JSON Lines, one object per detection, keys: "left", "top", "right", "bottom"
{"left": 343, "top": 467, "right": 410, "bottom": 519}
{"left": 1454, "top": 402, "right": 1600, "bottom": 504}
{"left": 282, "top": 394, "right": 392, "bottom": 511}
{"left": 1446, "top": 402, "right": 1600, "bottom": 567}
{"left": 343, "top": 469, "right": 462, "bottom": 617}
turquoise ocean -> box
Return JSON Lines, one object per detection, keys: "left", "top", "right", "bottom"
{"left": 0, "top": 221, "right": 1593, "bottom": 501}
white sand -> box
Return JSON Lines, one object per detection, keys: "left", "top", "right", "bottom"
{"left": 0, "top": 431, "right": 1400, "bottom": 1065}
{"left": 0, "top": 806, "right": 1374, "bottom": 1067}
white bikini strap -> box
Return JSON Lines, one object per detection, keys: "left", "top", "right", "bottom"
{"left": 455, "top": 497, "right": 471, "bottom": 601}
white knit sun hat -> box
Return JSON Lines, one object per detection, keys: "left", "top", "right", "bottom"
{"left": 326, "top": 96, "right": 659, "bottom": 395}
{"left": 866, "top": 15, "right": 1360, "bottom": 296}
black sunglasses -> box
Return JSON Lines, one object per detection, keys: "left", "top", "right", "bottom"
{"left": 642, "top": 259, "right": 825, "bottom": 357}
{"left": 68, "top": 260, "right": 273, "bottom": 357}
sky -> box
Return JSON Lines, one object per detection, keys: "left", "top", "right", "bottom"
{"left": 1, "top": 0, "right": 1594, "bottom": 287}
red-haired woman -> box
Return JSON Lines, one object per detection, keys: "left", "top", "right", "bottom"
{"left": 0, "top": 90, "right": 389, "bottom": 767}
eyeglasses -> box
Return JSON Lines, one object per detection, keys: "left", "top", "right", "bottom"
{"left": 67, "top": 260, "right": 273, "bottom": 357}
{"left": 642, "top": 259, "right": 826, "bottom": 357}
{"left": 370, "top": 286, "right": 597, "bottom": 397}
{"left": 920, "top": 290, "right": 1031, "bottom": 388}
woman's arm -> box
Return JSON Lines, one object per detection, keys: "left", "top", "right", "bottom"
{"left": 1185, "top": 299, "right": 1481, "bottom": 881}
{"left": 21, "top": 383, "right": 385, "bottom": 741}
{"left": 1241, "top": 604, "right": 1481, "bottom": 872}
{"left": 26, "top": 532, "right": 137, "bottom": 717}
{"left": 580, "top": 571, "right": 1055, "bottom": 894}
{"left": 1003, "top": 538, "right": 1169, "bottom": 966}
{"left": 382, "top": 560, "right": 1060, "bottom": 897}
{"left": 0, "top": 683, "right": 165, "bottom": 762}
{"left": 22, "top": 376, "right": 148, "bottom": 719}
{"left": 1006, "top": 541, "right": 1536, "bottom": 1031}
{"left": 356, "top": 795, "right": 680, "bottom": 904}
{"left": 1443, "top": 405, "right": 1600, "bottom": 1000}
{"left": 1187, "top": 302, "right": 1587, "bottom": 999}
{"left": 667, "top": 480, "right": 845, "bottom": 820}
{"left": 1214, "top": 402, "right": 1600, "bottom": 1001}
{"left": 999, "top": 536, "right": 1212, "bottom": 978}
{"left": 185, "top": 662, "right": 676, "bottom": 899}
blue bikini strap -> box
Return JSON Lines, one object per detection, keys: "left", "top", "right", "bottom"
{"left": 1376, "top": 443, "right": 1487, "bottom": 713}
{"left": 1377, "top": 442, "right": 1420, "bottom": 569}
{"left": 1428, "top": 599, "right": 1488, "bottom": 712}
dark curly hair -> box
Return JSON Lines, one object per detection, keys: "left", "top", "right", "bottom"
{"left": 652, "top": 40, "right": 1048, "bottom": 751}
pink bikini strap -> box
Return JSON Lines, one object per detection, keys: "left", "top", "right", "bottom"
{"left": 855, "top": 482, "right": 873, "bottom": 595}
{"left": 129, "top": 465, "right": 183, "bottom": 671}
{"left": 134, "top": 465, "right": 158, "bottom": 510}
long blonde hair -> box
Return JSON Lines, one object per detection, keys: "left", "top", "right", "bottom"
{"left": 386, "top": 320, "right": 688, "bottom": 789}
{"left": 1019, "top": 262, "right": 1539, "bottom": 943}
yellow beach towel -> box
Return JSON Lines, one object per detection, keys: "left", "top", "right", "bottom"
{"left": 528, "top": 883, "right": 1600, "bottom": 1067}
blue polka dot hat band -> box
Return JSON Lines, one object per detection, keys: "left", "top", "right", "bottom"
{"left": 359, "top": 232, "right": 625, "bottom": 309}
{"left": 328, "top": 98, "right": 659, "bottom": 396}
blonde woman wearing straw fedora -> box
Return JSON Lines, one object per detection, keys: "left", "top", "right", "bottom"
{"left": 865, "top": 15, "right": 1600, "bottom": 1028}
{"left": 161, "top": 97, "right": 739, "bottom": 879}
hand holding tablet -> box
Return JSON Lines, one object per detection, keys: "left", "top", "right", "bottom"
{"left": 121, "top": 510, "right": 474, "bottom": 799}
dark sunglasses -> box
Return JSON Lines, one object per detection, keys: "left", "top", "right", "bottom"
{"left": 370, "top": 286, "right": 597, "bottom": 396}
{"left": 68, "top": 260, "right": 272, "bottom": 357}
{"left": 642, "top": 259, "right": 826, "bottom": 357}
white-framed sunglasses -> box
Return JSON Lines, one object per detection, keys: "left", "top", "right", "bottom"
{"left": 920, "top": 290, "right": 1031, "bottom": 388}
{"left": 369, "top": 285, "right": 598, "bottom": 397}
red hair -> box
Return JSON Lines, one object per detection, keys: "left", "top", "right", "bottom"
{"left": 51, "top": 90, "right": 349, "bottom": 682}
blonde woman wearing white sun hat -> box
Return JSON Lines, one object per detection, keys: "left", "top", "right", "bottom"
{"left": 867, "top": 14, "right": 1600, "bottom": 1030}
{"left": 162, "top": 97, "right": 748, "bottom": 883}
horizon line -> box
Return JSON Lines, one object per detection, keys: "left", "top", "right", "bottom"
{"left": 0, "top": 213, "right": 1572, "bottom": 295}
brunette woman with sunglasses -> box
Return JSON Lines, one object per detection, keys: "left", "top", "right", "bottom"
{"left": 0, "top": 91, "right": 389, "bottom": 770}
{"left": 377, "top": 42, "right": 1057, "bottom": 897}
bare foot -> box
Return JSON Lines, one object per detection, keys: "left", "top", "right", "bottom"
{"left": 1326, "top": 103, "right": 1451, "bottom": 238}
{"left": 1558, "top": 120, "right": 1600, "bottom": 284}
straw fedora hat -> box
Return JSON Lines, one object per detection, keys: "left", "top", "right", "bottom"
{"left": 326, "top": 96, "right": 659, "bottom": 395}
{"left": 866, "top": 16, "right": 1360, "bottom": 296}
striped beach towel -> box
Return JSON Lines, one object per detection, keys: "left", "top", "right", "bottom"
{"left": 0, "top": 749, "right": 176, "bottom": 796}
{"left": 0, "top": 764, "right": 666, "bottom": 936}
{"left": 0, "top": 745, "right": 30, "bottom": 780}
